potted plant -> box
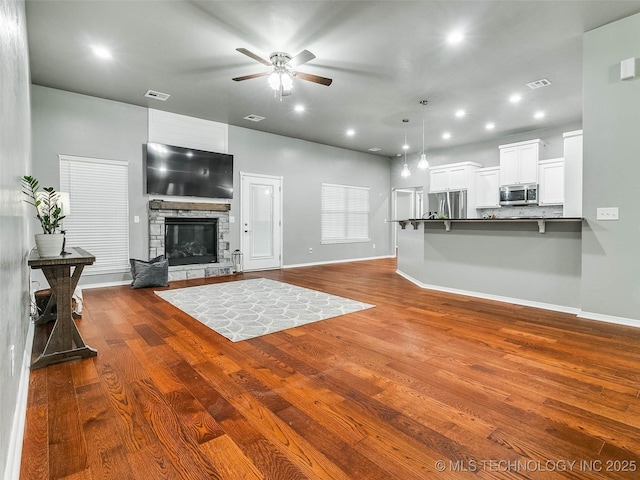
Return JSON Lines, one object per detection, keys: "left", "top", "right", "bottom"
{"left": 21, "top": 175, "right": 66, "bottom": 257}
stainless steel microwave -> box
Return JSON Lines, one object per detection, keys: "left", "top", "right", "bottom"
{"left": 499, "top": 184, "right": 538, "bottom": 206}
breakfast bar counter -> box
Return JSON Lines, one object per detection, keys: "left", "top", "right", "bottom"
{"left": 394, "top": 216, "right": 584, "bottom": 312}
{"left": 394, "top": 217, "right": 583, "bottom": 233}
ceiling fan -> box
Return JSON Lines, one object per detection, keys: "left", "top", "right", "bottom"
{"left": 233, "top": 48, "right": 333, "bottom": 97}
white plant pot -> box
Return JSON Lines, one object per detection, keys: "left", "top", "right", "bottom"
{"left": 35, "top": 233, "right": 64, "bottom": 258}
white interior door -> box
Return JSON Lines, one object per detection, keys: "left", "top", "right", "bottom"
{"left": 240, "top": 172, "right": 283, "bottom": 271}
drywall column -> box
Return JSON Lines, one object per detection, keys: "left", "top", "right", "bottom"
{"left": 581, "top": 13, "right": 640, "bottom": 323}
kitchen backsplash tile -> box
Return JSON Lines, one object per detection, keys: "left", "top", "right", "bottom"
{"left": 478, "top": 205, "right": 564, "bottom": 218}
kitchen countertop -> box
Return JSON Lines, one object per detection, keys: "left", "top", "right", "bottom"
{"left": 392, "top": 216, "right": 583, "bottom": 234}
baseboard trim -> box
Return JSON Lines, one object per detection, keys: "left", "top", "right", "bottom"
{"left": 396, "top": 269, "right": 581, "bottom": 315}
{"left": 80, "top": 279, "right": 131, "bottom": 290}
{"left": 284, "top": 254, "right": 395, "bottom": 270}
{"left": 577, "top": 311, "right": 640, "bottom": 328}
{"left": 4, "top": 322, "right": 34, "bottom": 480}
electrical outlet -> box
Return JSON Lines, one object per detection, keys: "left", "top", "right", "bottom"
{"left": 372, "top": 243, "right": 376, "bottom": 249}
{"left": 596, "top": 207, "right": 619, "bottom": 220}
{"left": 308, "top": 247, "right": 313, "bottom": 254}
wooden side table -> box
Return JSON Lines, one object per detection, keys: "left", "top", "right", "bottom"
{"left": 28, "top": 247, "right": 98, "bottom": 369}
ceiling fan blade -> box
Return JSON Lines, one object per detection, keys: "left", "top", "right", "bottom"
{"left": 288, "top": 50, "right": 316, "bottom": 68}
{"left": 295, "top": 71, "right": 333, "bottom": 86}
{"left": 232, "top": 72, "right": 269, "bottom": 82}
{"left": 236, "top": 48, "right": 272, "bottom": 67}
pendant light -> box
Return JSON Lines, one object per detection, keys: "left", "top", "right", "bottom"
{"left": 418, "top": 100, "right": 429, "bottom": 169}
{"left": 400, "top": 119, "right": 411, "bottom": 177}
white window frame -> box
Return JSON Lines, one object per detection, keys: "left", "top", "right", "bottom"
{"left": 59, "top": 154, "right": 130, "bottom": 275}
{"left": 321, "top": 183, "right": 370, "bottom": 244}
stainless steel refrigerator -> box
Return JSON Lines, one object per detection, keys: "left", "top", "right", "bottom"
{"left": 427, "top": 190, "right": 467, "bottom": 219}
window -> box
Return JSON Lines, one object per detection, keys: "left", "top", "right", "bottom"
{"left": 321, "top": 183, "right": 370, "bottom": 244}
{"left": 60, "top": 155, "right": 129, "bottom": 275}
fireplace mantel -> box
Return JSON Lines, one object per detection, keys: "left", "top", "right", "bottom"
{"left": 149, "top": 200, "right": 230, "bottom": 212}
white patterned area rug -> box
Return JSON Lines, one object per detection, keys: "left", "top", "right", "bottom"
{"left": 155, "top": 278, "right": 374, "bottom": 342}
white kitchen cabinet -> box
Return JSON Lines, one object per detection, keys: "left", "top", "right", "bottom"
{"left": 429, "top": 162, "right": 482, "bottom": 193}
{"left": 563, "top": 130, "right": 582, "bottom": 217}
{"left": 429, "top": 169, "right": 450, "bottom": 192}
{"left": 475, "top": 167, "right": 501, "bottom": 208}
{"left": 538, "top": 158, "right": 564, "bottom": 205}
{"left": 499, "top": 139, "right": 544, "bottom": 186}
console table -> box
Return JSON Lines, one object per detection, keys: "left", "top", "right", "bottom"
{"left": 28, "top": 247, "right": 97, "bottom": 369}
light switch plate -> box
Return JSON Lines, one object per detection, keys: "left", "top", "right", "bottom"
{"left": 596, "top": 207, "right": 619, "bottom": 220}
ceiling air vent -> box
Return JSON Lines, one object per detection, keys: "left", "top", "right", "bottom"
{"left": 244, "top": 114, "right": 265, "bottom": 122}
{"left": 526, "top": 78, "right": 551, "bottom": 89}
{"left": 144, "top": 90, "right": 170, "bottom": 101}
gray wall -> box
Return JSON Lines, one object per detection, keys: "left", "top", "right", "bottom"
{"left": 228, "top": 126, "right": 391, "bottom": 266}
{"left": 0, "top": 0, "right": 31, "bottom": 476}
{"left": 31, "top": 86, "right": 392, "bottom": 285}
{"left": 582, "top": 13, "right": 640, "bottom": 320}
{"left": 399, "top": 222, "right": 582, "bottom": 309}
{"left": 31, "top": 86, "right": 149, "bottom": 286}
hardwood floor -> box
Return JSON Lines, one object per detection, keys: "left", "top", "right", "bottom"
{"left": 20, "top": 258, "right": 640, "bottom": 479}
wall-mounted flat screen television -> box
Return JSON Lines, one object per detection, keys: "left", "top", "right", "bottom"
{"left": 145, "top": 142, "right": 233, "bottom": 199}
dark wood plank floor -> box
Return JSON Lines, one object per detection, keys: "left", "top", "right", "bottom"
{"left": 20, "top": 258, "right": 640, "bottom": 479}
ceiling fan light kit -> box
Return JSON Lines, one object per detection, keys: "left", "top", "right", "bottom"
{"left": 233, "top": 47, "right": 333, "bottom": 99}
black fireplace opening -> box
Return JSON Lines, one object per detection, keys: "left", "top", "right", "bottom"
{"left": 165, "top": 217, "right": 218, "bottom": 266}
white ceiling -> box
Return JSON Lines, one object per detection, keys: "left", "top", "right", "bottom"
{"left": 25, "top": 1, "right": 640, "bottom": 158}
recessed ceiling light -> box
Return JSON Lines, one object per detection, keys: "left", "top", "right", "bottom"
{"left": 455, "top": 109, "right": 466, "bottom": 118}
{"left": 91, "top": 45, "right": 112, "bottom": 59}
{"left": 294, "top": 105, "right": 305, "bottom": 113}
{"left": 368, "top": 147, "right": 381, "bottom": 152}
{"left": 244, "top": 114, "right": 265, "bottom": 122}
{"left": 447, "top": 30, "right": 464, "bottom": 45}
{"left": 346, "top": 129, "right": 355, "bottom": 136}
{"left": 402, "top": 143, "right": 409, "bottom": 150}
{"left": 485, "top": 122, "right": 495, "bottom": 130}
{"left": 534, "top": 111, "right": 546, "bottom": 119}
{"left": 509, "top": 94, "right": 522, "bottom": 104}
{"left": 442, "top": 132, "right": 451, "bottom": 140}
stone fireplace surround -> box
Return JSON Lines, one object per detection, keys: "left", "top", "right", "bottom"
{"left": 148, "top": 200, "right": 233, "bottom": 281}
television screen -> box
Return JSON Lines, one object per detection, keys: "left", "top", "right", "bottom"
{"left": 145, "top": 142, "right": 233, "bottom": 199}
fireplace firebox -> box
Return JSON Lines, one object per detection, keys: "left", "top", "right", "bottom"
{"left": 165, "top": 217, "right": 218, "bottom": 266}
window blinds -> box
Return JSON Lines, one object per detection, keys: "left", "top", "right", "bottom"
{"left": 59, "top": 155, "right": 130, "bottom": 275}
{"left": 321, "top": 183, "right": 370, "bottom": 244}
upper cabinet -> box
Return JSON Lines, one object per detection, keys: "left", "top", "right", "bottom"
{"left": 538, "top": 158, "right": 564, "bottom": 205}
{"left": 563, "top": 130, "right": 583, "bottom": 217}
{"left": 499, "top": 139, "right": 544, "bottom": 186}
{"left": 475, "top": 167, "right": 501, "bottom": 208}
{"left": 429, "top": 162, "right": 482, "bottom": 193}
